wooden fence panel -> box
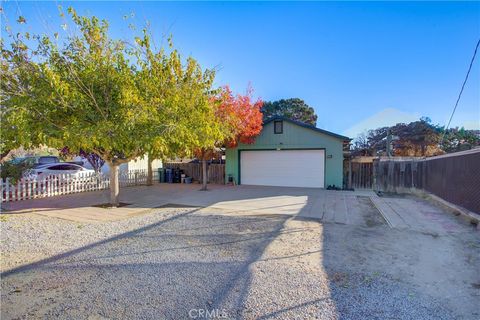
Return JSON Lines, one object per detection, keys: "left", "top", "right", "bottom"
{"left": 164, "top": 162, "right": 225, "bottom": 184}
{"left": 350, "top": 162, "right": 373, "bottom": 189}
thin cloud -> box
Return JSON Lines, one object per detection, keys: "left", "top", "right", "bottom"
{"left": 343, "top": 108, "right": 420, "bottom": 139}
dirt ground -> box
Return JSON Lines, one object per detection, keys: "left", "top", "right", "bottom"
{"left": 1, "top": 187, "right": 479, "bottom": 319}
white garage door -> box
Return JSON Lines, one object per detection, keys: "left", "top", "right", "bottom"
{"left": 240, "top": 150, "right": 325, "bottom": 188}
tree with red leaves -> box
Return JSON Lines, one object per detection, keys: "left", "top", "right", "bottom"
{"left": 217, "top": 86, "right": 264, "bottom": 147}
{"left": 195, "top": 86, "right": 263, "bottom": 190}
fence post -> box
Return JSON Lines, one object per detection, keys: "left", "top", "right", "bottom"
{"left": 21, "top": 178, "right": 26, "bottom": 200}
{"left": 29, "top": 178, "right": 33, "bottom": 199}
{"left": 32, "top": 177, "right": 37, "bottom": 199}
{"left": 86, "top": 173, "right": 90, "bottom": 192}
{"left": 64, "top": 174, "right": 68, "bottom": 194}
{"left": 50, "top": 175, "right": 54, "bottom": 196}
{"left": 52, "top": 175, "right": 56, "bottom": 196}
{"left": 56, "top": 175, "right": 60, "bottom": 196}
{"left": 41, "top": 176, "right": 46, "bottom": 198}
{"left": 60, "top": 174, "right": 65, "bottom": 195}
{"left": 6, "top": 178, "right": 10, "bottom": 202}
{"left": 45, "top": 175, "right": 50, "bottom": 197}
{"left": 12, "top": 179, "right": 16, "bottom": 201}
{"left": 25, "top": 178, "right": 30, "bottom": 199}
{"left": 49, "top": 175, "right": 53, "bottom": 196}
{"left": 50, "top": 175, "right": 55, "bottom": 196}
{"left": 58, "top": 174, "right": 62, "bottom": 195}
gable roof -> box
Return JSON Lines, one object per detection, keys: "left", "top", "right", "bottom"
{"left": 263, "top": 116, "right": 351, "bottom": 141}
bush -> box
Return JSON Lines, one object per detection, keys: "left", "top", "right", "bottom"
{"left": 0, "top": 158, "right": 35, "bottom": 184}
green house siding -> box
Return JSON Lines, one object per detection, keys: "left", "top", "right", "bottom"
{"left": 226, "top": 120, "right": 346, "bottom": 187}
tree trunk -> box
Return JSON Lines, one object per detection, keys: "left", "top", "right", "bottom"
{"left": 109, "top": 163, "right": 120, "bottom": 207}
{"left": 147, "top": 154, "right": 153, "bottom": 186}
{"left": 0, "top": 149, "right": 11, "bottom": 162}
{"left": 201, "top": 159, "right": 208, "bottom": 191}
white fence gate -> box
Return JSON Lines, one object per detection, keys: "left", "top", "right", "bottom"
{"left": 1, "top": 169, "right": 157, "bottom": 203}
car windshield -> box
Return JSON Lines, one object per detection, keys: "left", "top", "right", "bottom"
{"left": 38, "top": 157, "right": 59, "bottom": 164}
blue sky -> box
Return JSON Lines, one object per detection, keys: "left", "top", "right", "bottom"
{"left": 2, "top": 1, "right": 480, "bottom": 138}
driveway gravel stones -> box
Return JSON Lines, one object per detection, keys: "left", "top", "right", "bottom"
{"left": 1, "top": 198, "right": 479, "bottom": 319}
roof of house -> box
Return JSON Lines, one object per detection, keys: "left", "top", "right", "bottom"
{"left": 263, "top": 116, "right": 351, "bottom": 141}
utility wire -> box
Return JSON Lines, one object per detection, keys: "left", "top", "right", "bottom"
{"left": 440, "top": 38, "right": 480, "bottom": 145}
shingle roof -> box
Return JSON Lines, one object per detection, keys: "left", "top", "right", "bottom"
{"left": 263, "top": 116, "right": 351, "bottom": 141}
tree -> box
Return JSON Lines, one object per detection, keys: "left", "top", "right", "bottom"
{"left": 351, "top": 120, "right": 443, "bottom": 157}
{"left": 1, "top": 9, "right": 149, "bottom": 206}
{"left": 217, "top": 87, "right": 264, "bottom": 147}
{"left": 0, "top": 35, "right": 44, "bottom": 162}
{"left": 261, "top": 98, "right": 318, "bottom": 126}
{"left": 1, "top": 8, "right": 212, "bottom": 206}
{"left": 351, "top": 117, "right": 479, "bottom": 157}
{"left": 194, "top": 86, "right": 263, "bottom": 190}
{"left": 440, "top": 127, "right": 480, "bottom": 153}
{"left": 136, "top": 36, "right": 216, "bottom": 185}
{"left": 350, "top": 132, "right": 370, "bottom": 156}
{"left": 60, "top": 147, "right": 105, "bottom": 172}
{"left": 391, "top": 120, "right": 443, "bottom": 156}
{"left": 189, "top": 91, "right": 227, "bottom": 191}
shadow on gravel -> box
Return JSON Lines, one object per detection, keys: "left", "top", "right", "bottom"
{"left": 256, "top": 298, "right": 331, "bottom": 319}
{"left": 319, "top": 198, "right": 478, "bottom": 320}
{"left": 1, "top": 209, "right": 197, "bottom": 278}
{"left": 3, "top": 189, "right": 477, "bottom": 320}
{"left": 1, "top": 208, "right": 291, "bottom": 319}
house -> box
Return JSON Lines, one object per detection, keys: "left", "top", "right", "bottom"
{"left": 225, "top": 117, "right": 350, "bottom": 188}
{"left": 120, "top": 156, "right": 163, "bottom": 173}
{"left": 74, "top": 155, "right": 162, "bottom": 174}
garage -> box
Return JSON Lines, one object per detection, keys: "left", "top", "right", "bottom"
{"left": 240, "top": 149, "right": 325, "bottom": 188}
{"left": 226, "top": 117, "right": 350, "bottom": 188}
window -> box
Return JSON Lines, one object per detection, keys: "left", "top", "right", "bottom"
{"left": 49, "top": 165, "right": 71, "bottom": 170}
{"left": 48, "top": 164, "right": 80, "bottom": 171}
{"left": 274, "top": 120, "right": 283, "bottom": 134}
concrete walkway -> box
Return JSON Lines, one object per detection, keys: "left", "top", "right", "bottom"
{"left": 1, "top": 184, "right": 379, "bottom": 225}
{"left": 1, "top": 184, "right": 467, "bottom": 235}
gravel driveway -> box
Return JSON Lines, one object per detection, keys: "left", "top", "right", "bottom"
{"left": 1, "top": 195, "right": 479, "bottom": 319}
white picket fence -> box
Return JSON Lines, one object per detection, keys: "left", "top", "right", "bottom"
{"left": 1, "top": 169, "right": 158, "bottom": 203}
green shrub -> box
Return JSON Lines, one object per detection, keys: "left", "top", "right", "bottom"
{"left": 0, "top": 158, "right": 35, "bottom": 184}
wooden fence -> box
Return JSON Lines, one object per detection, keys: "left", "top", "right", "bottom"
{"left": 1, "top": 169, "right": 157, "bottom": 203}
{"left": 164, "top": 162, "right": 225, "bottom": 184}
{"left": 373, "top": 149, "right": 480, "bottom": 213}
{"left": 350, "top": 162, "right": 373, "bottom": 189}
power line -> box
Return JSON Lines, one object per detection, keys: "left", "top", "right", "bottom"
{"left": 440, "top": 38, "right": 480, "bottom": 145}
